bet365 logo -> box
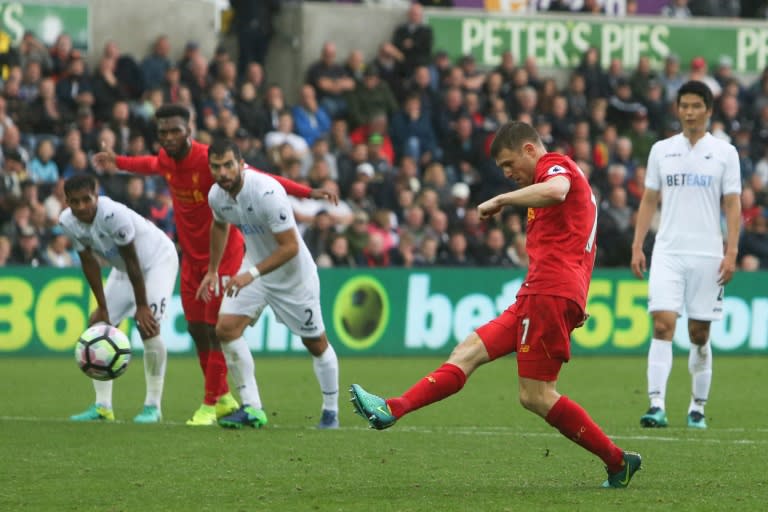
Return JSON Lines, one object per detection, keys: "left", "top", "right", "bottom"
{"left": 333, "top": 276, "right": 389, "bottom": 350}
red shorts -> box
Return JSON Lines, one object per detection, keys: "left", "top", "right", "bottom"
{"left": 475, "top": 295, "right": 585, "bottom": 381}
{"left": 180, "top": 251, "right": 243, "bottom": 325}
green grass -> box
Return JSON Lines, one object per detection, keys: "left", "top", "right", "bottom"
{"left": 1, "top": 355, "right": 767, "bottom": 511}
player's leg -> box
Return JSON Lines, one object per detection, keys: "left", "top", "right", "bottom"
{"left": 686, "top": 319, "right": 712, "bottom": 428}
{"left": 133, "top": 253, "right": 177, "bottom": 423}
{"left": 301, "top": 333, "right": 340, "bottom": 429}
{"left": 350, "top": 332, "right": 482, "bottom": 430}
{"left": 515, "top": 296, "right": 640, "bottom": 488}
{"left": 642, "top": 252, "right": 684, "bottom": 427}
{"left": 269, "top": 276, "right": 340, "bottom": 428}
{"left": 350, "top": 303, "right": 510, "bottom": 430}
{"left": 181, "top": 261, "right": 234, "bottom": 425}
{"left": 71, "top": 270, "right": 129, "bottom": 421}
{"left": 215, "top": 283, "right": 268, "bottom": 429}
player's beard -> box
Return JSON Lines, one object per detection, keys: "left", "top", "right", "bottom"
{"left": 220, "top": 173, "right": 242, "bottom": 194}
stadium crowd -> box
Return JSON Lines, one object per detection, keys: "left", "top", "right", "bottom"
{"left": 1, "top": 4, "right": 768, "bottom": 272}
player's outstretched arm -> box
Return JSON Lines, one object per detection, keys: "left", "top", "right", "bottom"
{"left": 79, "top": 249, "right": 110, "bottom": 326}
{"left": 118, "top": 242, "right": 159, "bottom": 338}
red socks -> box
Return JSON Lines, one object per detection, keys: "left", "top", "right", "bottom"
{"left": 386, "top": 363, "right": 467, "bottom": 419}
{"left": 545, "top": 396, "right": 624, "bottom": 472}
{"left": 197, "top": 349, "right": 229, "bottom": 405}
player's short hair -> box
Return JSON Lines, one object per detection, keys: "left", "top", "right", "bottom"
{"left": 489, "top": 121, "right": 543, "bottom": 159}
{"left": 155, "top": 104, "right": 191, "bottom": 122}
{"left": 64, "top": 174, "right": 97, "bottom": 196}
{"left": 208, "top": 138, "right": 242, "bottom": 161}
{"left": 676, "top": 81, "right": 713, "bottom": 110}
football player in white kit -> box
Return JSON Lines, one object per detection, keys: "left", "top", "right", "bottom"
{"left": 631, "top": 81, "right": 741, "bottom": 429}
{"left": 196, "top": 139, "right": 339, "bottom": 429}
{"left": 61, "top": 175, "right": 179, "bottom": 423}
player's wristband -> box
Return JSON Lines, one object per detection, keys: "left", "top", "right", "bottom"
{"left": 248, "top": 266, "right": 261, "bottom": 279}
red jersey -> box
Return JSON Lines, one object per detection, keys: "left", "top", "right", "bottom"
{"left": 516, "top": 153, "right": 597, "bottom": 310}
{"left": 115, "top": 140, "right": 312, "bottom": 266}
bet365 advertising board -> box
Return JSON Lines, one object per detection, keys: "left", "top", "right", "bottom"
{"left": 1, "top": 268, "right": 766, "bottom": 356}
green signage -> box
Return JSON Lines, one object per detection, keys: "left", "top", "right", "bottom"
{"left": 426, "top": 12, "right": 768, "bottom": 74}
{"left": 0, "top": 2, "right": 89, "bottom": 50}
{"left": 1, "top": 268, "right": 767, "bottom": 356}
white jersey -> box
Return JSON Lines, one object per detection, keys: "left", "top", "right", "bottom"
{"left": 59, "top": 196, "right": 176, "bottom": 272}
{"left": 208, "top": 169, "right": 317, "bottom": 291}
{"left": 645, "top": 132, "right": 741, "bottom": 257}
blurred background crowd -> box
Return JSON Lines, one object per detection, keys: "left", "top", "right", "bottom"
{"left": 1, "top": 0, "right": 768, "bottom": 272}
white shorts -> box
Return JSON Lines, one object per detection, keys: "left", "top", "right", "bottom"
{"left": 219, "top": 267, "right": 325, "bottom": 338}
{"left": 647, "top": 251, "right": 723, "bottom": 321}
{"left": 105, "top": 252, "right": 179, "bottom": 325}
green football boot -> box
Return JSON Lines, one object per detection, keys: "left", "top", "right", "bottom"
{"left": 133, "top": 405, "right": 162, "bottom": 424}
{"left": 602, "top": 451, "right": 642, "bottom": 489}
{"left": 349, "top": 384, "right": 396, "bottom": 430}
{"left": 218, "top": 405, "right": 268, "bottom": 429}
{"left": 687, "top": 411, "right": 708, "bottom": 429}
{"left": 70, "top": 404, "right": 115, "bottom": 422}
{"left": 640, "top": 406, "right": 668, "bottom": 428}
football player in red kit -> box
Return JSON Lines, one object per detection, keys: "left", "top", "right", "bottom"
{"left": 350, "top": 121, "right": 642, "bottom": 488}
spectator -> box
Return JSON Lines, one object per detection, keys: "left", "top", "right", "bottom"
{"left": 438, "top": 230, "right": 475, "bottom": 266}
{"left": 230, "top": 0, "right": 280, "bottom": 71}
{"left": 141, "top": 35, "right": 171, "bottom": 90}
{"left": 347, "top": 66, "right": 399, "bottom": 129}
{"left": 597, "top": 186, "right": 634, "bottom": 266}
{"left": 303, "top": 209, "right": 336, "bottom": 260}
{"left": 92, "top": 56, "right": 123, "bottom": 122}
{"left": 305, "top": 41, "right": 356, "bottom": 118}
{"left": 345, "top": 209, "right": 371, "bottom": 258}
{"left": 477, "top": 226, "right": 515, "bottom": 267}
{"left": 414, "top": 234, "right": 440, "bottom": 266}
{"left": 688, "top": 57, "right": 722, "bottom": 98}
{"left": 235, "top": 81, "right": 267, "bottom": 139}
{"left": 292, "top": 84, "right": 332, "bottom": 147}
{"left": 660, "top": 54, "right": 686, "bottom": 103}
{"left": 19, "top": 60, "right": 43, "bottom": 102}
{"left": 55, "top": 56, "right": 93, "bottom": 113}
{"left": 388, "top": 231, "right": 416, "bottom": 267}
{"left": 44, "top": 226, "right": 77, "bottom": 267}
{"left": 9, "top": 226, "right": 46, "bottom": 267}
{"left": 357, "top": 231, "right": 391, "bottom": 267}
{"left": 390, "top": 93, "right": 438, "bottom": 166}
{"left": 28, "top": 139, "right": 59, "bottom": 184}
{"left": 739, "top": 213, "right": 768, "bottom": 269}
{"left": 607, "top": 78, "right": 646, "bottom": 134}
{"left": 104, "top": 40, "right": 143, "bottom": 100}
{"left": 18, "top": 31, "right": 52, "bottom": 74}
{"left": 49, "top": 33, "right": 75, "bottom": 79}
{"left": 28, "top": 78, "right": 70, "bottom": 136}
{"left": 391, "top": 3, "right": 433, "bottom": 78}
{"left": 43, "top": 178, "right": 66, "bottom": 224}
{"left": 265, "top": 110, "right": 308, "bottom": 157}
{"left": 321, "top": 233, "right": 357, "bottom": 268}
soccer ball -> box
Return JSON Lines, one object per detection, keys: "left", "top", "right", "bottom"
{"left": 74, "top": 324, "right": 132, "bottom": 381}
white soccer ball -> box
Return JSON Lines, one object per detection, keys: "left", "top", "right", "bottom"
{"left": 74, "top": 324, "right": 132, "bottom": 381}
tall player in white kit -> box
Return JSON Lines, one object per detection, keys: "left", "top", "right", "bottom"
{"left": 61, "top": 175, "right": 179, "bottom": 423}
{"left": 631, "top": 81, "right": 741, "bottom": 429}
{"left": 196, "top": 139, "right": 340, "bottom": 429}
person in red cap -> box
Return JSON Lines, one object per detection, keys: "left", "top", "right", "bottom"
{"left": 688, "top": 57, "right": 722, "bottom": 98}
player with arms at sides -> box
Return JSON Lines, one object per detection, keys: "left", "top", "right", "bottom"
{"left": 61, "top": 175, "right": 178, "bottom": 423}
{"left": 196, "top": 139, "right": 340, "bottom": 429}
{"left": 631, "top": 80, "right": 741, "bottom": 430}
{"left": 350, "top": 121, "right": 642, "bottom": 488}
{"left": 93, "top": 104, "right": 337, "bottom": 426}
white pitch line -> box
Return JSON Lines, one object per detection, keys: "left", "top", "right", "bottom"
{"left": 1, "top": 416, "right": 766, "bottom": 445}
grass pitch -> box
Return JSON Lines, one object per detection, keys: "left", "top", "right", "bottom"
{"left": 1, "top": 355, "right": 766, "bottom": 511}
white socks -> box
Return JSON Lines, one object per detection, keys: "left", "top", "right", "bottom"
{"left": 142, "top": 336, "right": 167, "bottom": 408}
{"left": 688, "top": 341, "right": 712, "bottom": 414}
{"left": 312, "top": 344, "right": 339, "bottom": 412}
{"left": 647, "top": 338, "right": 673, "bottom": 410}
{"left": 93, "top": 379, "right": 113, "bottom": 409}
{"left": 221, "top": 337, "right": 262, "bottom": 409}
